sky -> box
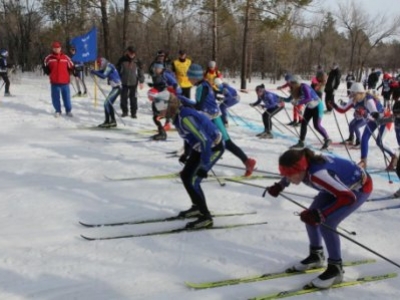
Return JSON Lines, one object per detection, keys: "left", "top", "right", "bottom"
{"left": 322, "top": 0, "right": 400, "bottom": 19}
{"left": 0, "top": 71, "right": 399, "bottom": 299}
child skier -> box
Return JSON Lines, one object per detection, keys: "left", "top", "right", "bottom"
{"left": 152, "top": 88, "right": 225, "bottom": 229}
{"left": 331, "top": 82, "right": 397, "bottom": 170}
{"left": 214, "top": 78, "right": 240, "bottom": 127}
{"left": 266, "top": 148, "right": 372, "bottom": 288}
{"left": 90, "top": 57, "right": 122, "bottom": 128}
{"left": 284, "top": 75, "right": 331, "bottom": 150}
{"left": 250, "top": 84, "right": 285, "bottom": 139}
{"left": 179, "top": 63, "right": 256, "bottom": 177}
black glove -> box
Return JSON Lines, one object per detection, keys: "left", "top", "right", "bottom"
{"left": 216, "top": 95, "right": 224, "bottom": 102}
{"left": 263, "top": 182, "right": 283, "bottom": 198}
{"left": 249, "top": 103, "right": 256, "bottom": 107}
{"left": 196, "top": 168, "right": 208, "bottom": 178}
{"left": 370, "top": 112, "right": 380, "bottom": 120}
{"left": 178, "top": 154, "right": 188, "bottom": 165}
{"left": 300, "top": 209, "right": 325, "bottom": 226}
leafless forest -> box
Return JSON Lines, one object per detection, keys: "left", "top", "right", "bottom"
{"left": 1, "top": 0, "right": 400, "bottom": 88}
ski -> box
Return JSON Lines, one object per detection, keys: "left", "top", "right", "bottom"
{"left": 80, "top": 221, "right": 268, "bottom": 240}
{"left": 79, "top": 211, "right": 257, "bottom": 227}
{"left": 215, "top": 163, "right": 281, "bottom": 177}
{"left": 184, "top": 259, "right": 376, "bottom": 289}
{"left": 367, "top": 194, "right": 399, "bottom": 202}
{"left": 248, "top": 272, "right": 397, "bottom": 300}
{"left": 368, "top": 168, "right": 395, "bottom": 174}
{"left": 104, "top": 172, "right": 179, "bottom": 181}
{"left": 105, "top": 173, "right": 279, "bottom": 182}
{"left": 362, "top": 204, "right": 400, "bottom": 213}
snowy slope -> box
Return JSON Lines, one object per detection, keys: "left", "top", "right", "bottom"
{"left": 0, "top": 71, "right": 399, "bottom": 300}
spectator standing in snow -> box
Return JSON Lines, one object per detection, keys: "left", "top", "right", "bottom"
{"left": 43, "top": 41, "right": 74, "bottom": 117}
{"left": 172, "top": 50, "right": 192, "bottom": 98}
{"left": 116, "top": 46, "right": 144, "bottom": 118}
{"left": 324, "top": 63, "right": 341, "bottom": 113}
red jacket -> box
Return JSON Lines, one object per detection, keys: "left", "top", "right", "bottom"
{"left": 44, "top": 52, "right": 74, "bottom": 84}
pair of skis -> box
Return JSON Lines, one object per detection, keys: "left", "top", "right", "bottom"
{"left": 184, "top": 259, "right": 396, "bottom": 299}
{"left": 79, "top": 211, "right": 267, "bottom": 240}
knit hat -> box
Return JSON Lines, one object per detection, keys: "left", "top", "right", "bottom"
{"left": 154, "top": 90, "right": 171, "bottom": 111}
{"left": 187, "top": 64, "right": 204, "bottom": 80}
{"left": 153, "top": 63, "right": 164, "bottom": 70}
{"left": 208, "top": 61, "right": 216, "bottom": 68}
{"left": 126, "top": 46, "right": 136, "bottom": 53}
{"left": 52, "top": 41, "right": 61, "bottom": 48}
{"left": 255, "top": 84, "right": 265, "bottom": 92}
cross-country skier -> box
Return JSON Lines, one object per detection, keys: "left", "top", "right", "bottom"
{"left": 250, "top": 84, "right": 285, "bottom": 139}
{"left": 214, "top": 78, "right": 240, "bottom": 127}
{"left": 90, "top": 57, "right": 122, "bottom": 128}
{"left": 283, "top": 75, "right": 331, "bottom": 150}
{"left": 330, "top": 82, "right": 397, "bottom": 170}
{"left": 179, "top": 63, "right": 256, "bottom": 177}
{"left": 152, "top": 88, "right": 225, "bottom": 229}
{"left": 266, "top": 147, "right": 372, "bottom": 288}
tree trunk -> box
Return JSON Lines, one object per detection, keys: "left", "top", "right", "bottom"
{"left": 212, "top": 0, "right": 218, "bottom": 61}
{"left": 241, "top": 0, "right": 251, "bottom": 90}
{"left": 100, "top": 0, "right": 110, "bottom": 58}
{"left": 122, "top": 0, "right": 129, "bottom": 51}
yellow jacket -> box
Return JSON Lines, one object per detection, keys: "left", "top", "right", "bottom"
{"left": 173, "top": 58, "right": 192, "bottom": 88}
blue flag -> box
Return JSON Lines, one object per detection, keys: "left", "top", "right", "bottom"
{"left": 70, "top": 27, "right": 97, "bottom": 62}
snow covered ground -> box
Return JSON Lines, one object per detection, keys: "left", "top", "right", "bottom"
{"left": 0, "top": 71, "right": 399, "bottom": 300}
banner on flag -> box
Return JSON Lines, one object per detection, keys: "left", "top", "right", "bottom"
{"left": 70, "top": 27, "right": 97, "bottom": 62}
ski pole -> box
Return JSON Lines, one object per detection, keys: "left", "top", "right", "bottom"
{"left": 224, "top": 179, "right": 356, "bottom": 236}
{"left": 210, "top": 169, "right": 226, "bottom": 187}
{"left": 89, "top": 73, "right": 125, "bottom": 126}
{"left": 279, "top": 192, "right": 400, "bottom": 270}
{"left": 332, "top": 109, "right": 353, "bottom": 162}
{"left": 365, "top": 122, "right": 393, "bottom": 183}
{"left": 252, "top": 106, "right": 285, "bottom": 134}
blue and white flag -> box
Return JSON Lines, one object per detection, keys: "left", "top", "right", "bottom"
{"left": 70, "top": 27, "right": 97, "bottom": 62}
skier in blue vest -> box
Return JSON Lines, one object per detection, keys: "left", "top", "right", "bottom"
{"left": 152, "top": 88, "right": 225, "bottom": 229}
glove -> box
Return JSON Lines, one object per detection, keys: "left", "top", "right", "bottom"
{"left": 216, "top": 95, "right": 224, "bottom": 102}
{"left": 370, "top": 112, "right": 380, "bottom": 120}
{"left": 178, "top": 154, "right": 188, "bottom": 165}
{"left": 264, "top": 182, "right": 283, "bottom": 198}
{"left": 249, "top": 103, "right": 256, "bottom": 107}
{"left": 196, "top": 168, "right": 208, "bottom": 178}
{"left": 300, "top": 209, "right": 325, "bottom": 226}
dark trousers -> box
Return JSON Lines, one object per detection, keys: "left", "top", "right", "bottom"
{"left": 152, "top": 102, "right": 164, "bottom": 133}
{"left": 325, "top": 90, "right": 335, "bottom": 111}
{"left": 262, "top": 106, "right": 283, "bottom": 132}
{"left": 180, "top": 142, "right": 224, "bottom": 216}
{"left": 104, "top": 86, "right": 121, "bottom": 122}
{"left": 0, "top": 73, "right": 10, "bottom": 93}
{"left": 120, "top": 85, "right": 138, "bottom": 116}
{"left": 181, "top": 87, "right": 191, "bottom": 98}
{"left": 299, "top": 106, "right": 329, "bottom": 141}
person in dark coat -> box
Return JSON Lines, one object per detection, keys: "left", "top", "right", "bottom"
{"left": 116, "top": 46, "right": 145, "bottom": 118}
{"left": 367, "top": 68, "right": 379, "bottom": 90}
{"left": 324, "top": 63, "right": 341, "bottom": 113}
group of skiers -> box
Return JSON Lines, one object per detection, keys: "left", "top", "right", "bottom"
{"left": 12, "top": 41, "right": 400, "bottom": 289}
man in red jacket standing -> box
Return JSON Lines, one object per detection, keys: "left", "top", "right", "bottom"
{"left": 43, "top": 41, "right": 74, "bottom": 117}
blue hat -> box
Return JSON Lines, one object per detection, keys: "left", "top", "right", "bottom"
{"left": 187, "top": 64, "right": 203, "bottom": 80}
{"left": 153, "top": 63, "right": 164, "bottom": 70}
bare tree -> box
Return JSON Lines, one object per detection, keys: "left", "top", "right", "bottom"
{"left": 336, "top": 0, "right": 400, "bottom": 79}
